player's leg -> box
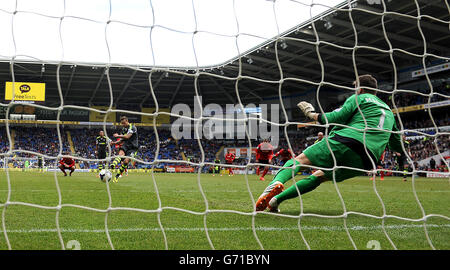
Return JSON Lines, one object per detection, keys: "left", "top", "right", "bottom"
{"left": 110, "top": 150, "right": 124, "bottom": 169}
{"left": 378, "top": 151, "right": 386, "bottom": 181}
{"left": 59, "top": 164, "right": 67, "bottom": 176}
{"left": 111, "top": 149, "right": 125, "bottom": 181}
{"left": 397, "top": 158, "right": 406, "bottom": 181}
{"left": 260, "top": 164, "right": 270, "bottom": 180}
{"left": 69, "top": 165, "right": 75, "bottom": 176}
{"left": 97, "top": 156, "right": 104, "bottom": 171}
{"left": 114, "top": 152, "right": 127, "bottom": 181}
{"left": 97, "top": 150, "right": 105, "bottom": 177}
{"left": 114, "top": 149, "right": 136, "bottom": 182}
{"left": 403, "top": 164, "right": 408, "bottom": 181}
{"left": 118, "top": 157, "right": 130, "bottom": 177}
{"left": 257, "top": 160, "right": 270, "bottom": 181}
{"left": 268, "top": 146, "right": 366, "bottom": 212}
{"left": 255, "top": 155, "right": 310, "bottom": 211}
{"left": 228, "top": 163, "right": 234, "bottom": 176}
{"left": 371, "top": 165, "right": 383, "bottom": 181}
{"left": 268, "top": 165, "right": 363, "bottom": 212}
{"left": 256, "top": 139, "right": 365, "bottom": 212}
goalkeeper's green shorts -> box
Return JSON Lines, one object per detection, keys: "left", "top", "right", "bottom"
{"left": 303, "top": 138, "right": 365, "bottom": 182}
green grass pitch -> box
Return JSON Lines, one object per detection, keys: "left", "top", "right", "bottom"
{"left": 0, "top": 171, "right": 448, "bottom": 250}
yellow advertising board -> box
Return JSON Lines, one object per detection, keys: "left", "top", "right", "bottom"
{"left": 141, "top": 107, "right": 170, "bottom": 125}
{"left": 392, "top": 104, "right": 424, "bottom": 114}
{"left": 89, "top": 106, "right": 116, "bottom": 122}
{"left": 5, "top": 82, "right": 46, "bottom": 101}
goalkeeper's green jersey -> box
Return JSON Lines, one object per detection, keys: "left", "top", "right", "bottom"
{"left": 318, "top": 93, "right": 403, "bottom": 162}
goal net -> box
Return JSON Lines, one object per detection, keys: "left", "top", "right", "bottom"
{"left": 0, "top": 0, "right": 449, "bottom": 250}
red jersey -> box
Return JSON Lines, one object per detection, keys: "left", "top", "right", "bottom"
{"left": 225, "top": 153, "right": 236, "bottom": 163}
{"left": 115, "top": 138, "right": 122, "bottom": 149}
{"left": 59, "top": 157, "right": 75, "bottom": 167}
{"left": 274, "top": 148, "right": 295, "bottom": 161}
{"left": 256, "top": 142, "right": 274, "bottom": 161}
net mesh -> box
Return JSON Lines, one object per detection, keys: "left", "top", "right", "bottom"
{"left": 0, "top": 0, "right": 449, "bottom": 250}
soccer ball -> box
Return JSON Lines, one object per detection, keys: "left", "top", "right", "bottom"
{"left": 99, "top": 169, "right": 112, "bottom": 182}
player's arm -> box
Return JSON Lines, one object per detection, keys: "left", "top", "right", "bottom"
{"left": 274, "top": 149, "right": 282, "bottom": 158}
{"left": 297, "top": 94, "right": 357, "bottom": 125}
{"left": 113, "top": 133, "right": 132, "bottom": 140}
{"left": 114, "top": 125, "right": 135, "bottom": 140}
{"left": 110, "top": 138, "right": 122, "bottom": 145}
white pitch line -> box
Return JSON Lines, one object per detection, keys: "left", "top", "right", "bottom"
{"left": 1, "top": 224, "right": 449, "bottom": 234}
{"left": 0, "top": 189, "right": 449, "bottom": 194}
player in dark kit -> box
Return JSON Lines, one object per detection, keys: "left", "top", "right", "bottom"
{"left": 395, "top": 134, "right": 411, "bottom": 182}
{"left": 59, "top": 155, "right": 75, "bottom": 176}
{"left": 38, "top": 156, "right": 44, "bottom": 172}
{"left": 96, "top": 130, "right": 109, "bottom": 172}
{"left": 255, "top": 140, "right": 274, "bottom": 181}
{"left": 110, "top": 116, "right": 139, "bottom": 182}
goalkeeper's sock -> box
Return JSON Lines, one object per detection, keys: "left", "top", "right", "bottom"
{"left": 274, "top": 175, "right": 321, "bottom": 204}
{"left": 119, "top": 163, "right": 128, "bottom": 175}
{"left": 268, "top": 159, "right": 302, "bottom": 186}
{"left": 111, "top": 157, "right": 121, "bottom": 169}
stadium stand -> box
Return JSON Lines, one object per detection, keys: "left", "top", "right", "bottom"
{"left": 0, "top": 97, "right": 448, "bottom": 173}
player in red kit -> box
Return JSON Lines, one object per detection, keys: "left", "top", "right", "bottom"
{"left": 371, "top": 150, "right": 386, "bottom": 181}
{"left": 274, "top": 148, "right": 295, "bottom": 166}
{"left": 255, "top": 140, "right": 274, "bottom": 181}
{"left": 225, "top": 150, "right": 236, "bottom": 176}
{"left": 59, "top": 155, "right": 75, "bottom": 176}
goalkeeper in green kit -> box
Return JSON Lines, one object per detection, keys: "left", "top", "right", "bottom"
{"left": 256, "top": 75, "right": 404, "bottom": 212}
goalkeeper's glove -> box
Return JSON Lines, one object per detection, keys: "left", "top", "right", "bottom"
{"left": 297, "top": 101, "right": 315, "bottom": 120}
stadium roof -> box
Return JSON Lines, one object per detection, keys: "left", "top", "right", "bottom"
{"left": 0, "top": 0, "right": 449, "bottom": 108}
